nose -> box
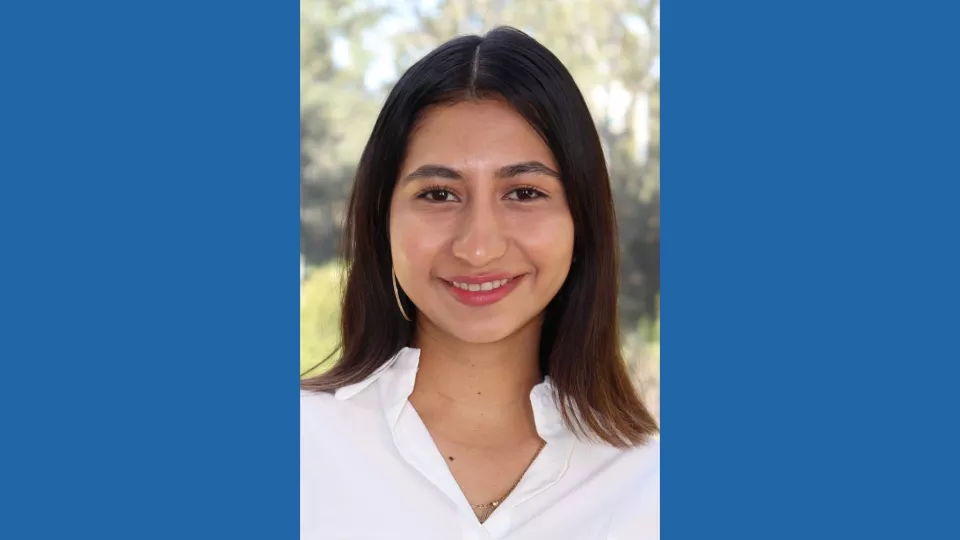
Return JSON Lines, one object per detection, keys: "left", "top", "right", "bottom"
{"left": 451, "top": 197, "right": 508, "bottom": 267}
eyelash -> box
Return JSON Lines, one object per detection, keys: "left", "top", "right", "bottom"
{"left": 507, "top": 185, "right": 549, "bottom": 201}
{"left": 415, "top": 185, "right": 460, "bottom": 202}
{"left": 414, "top": 185, "right": 548, "bottom": 202}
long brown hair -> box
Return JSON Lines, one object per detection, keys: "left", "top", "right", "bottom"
{"left": 301, "top": 27, "right": 658, "bottom": 447}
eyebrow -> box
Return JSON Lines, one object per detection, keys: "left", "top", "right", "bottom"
{"left": 402, "top": 161, "right": 560, "bottom": 182}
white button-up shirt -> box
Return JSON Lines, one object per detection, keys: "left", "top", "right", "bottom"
{"left": 301, "top": 347, "right": 659, "bottom": 539}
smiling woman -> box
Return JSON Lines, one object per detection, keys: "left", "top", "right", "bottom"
{"left": 301, "top": 26, "right": 659, "bottom": 540}
{"left": 390, "top": 99, "right": 575, "bottom": 343}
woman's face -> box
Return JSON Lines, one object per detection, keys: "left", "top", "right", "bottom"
{"left": 389, "top": 99, "right": 575, "bottom": 344}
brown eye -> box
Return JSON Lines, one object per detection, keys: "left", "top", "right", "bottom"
{"left": 505, "top": 187, "right": 546, "bottom": 201}
{"left": 419, "top": 188, "right": 459, "bottom": 202}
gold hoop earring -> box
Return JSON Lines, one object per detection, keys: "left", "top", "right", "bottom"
{"left": 392, "top": 267, "right": 412, "bottom": 322}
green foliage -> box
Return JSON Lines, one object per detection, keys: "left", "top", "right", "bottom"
{"left": 300, "top": 0, "right": 388, "bottom": 262}
{"left": 300, "top": 261, "right": 345, "bottom": 377}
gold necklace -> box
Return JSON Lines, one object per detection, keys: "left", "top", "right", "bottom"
{"left": 471, "top": 441, "right": 546, "bottom": 524}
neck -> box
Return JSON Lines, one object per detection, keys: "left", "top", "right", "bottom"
{"left": 409, "top": 316, "right": 543, "bottom": 436}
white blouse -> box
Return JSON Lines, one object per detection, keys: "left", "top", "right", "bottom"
{"left": 301, "top": 347, "right": 659, "bottom": 540}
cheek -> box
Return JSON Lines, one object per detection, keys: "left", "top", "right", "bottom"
{"left": 512, "top": 211, "right": 575, "bottom": 268}
{"left": 390, "top": 208, "right": 450, "bottom": 273}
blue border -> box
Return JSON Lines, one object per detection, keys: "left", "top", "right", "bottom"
{"left": 1, "top": 0, "right": 298, "bottom": 537}
{"left": 670, "top": 1, "right": 960, "bottom": 538}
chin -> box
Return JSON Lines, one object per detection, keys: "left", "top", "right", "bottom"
{"left": 430, "top": 309, "right": 539, "bottom": 345}
{"left": 442, "top": 321, "right": 516, "bottom": 344}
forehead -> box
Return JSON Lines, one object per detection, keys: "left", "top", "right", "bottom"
{"left": 403, "top": 100, "right": 558, "bottom": 172}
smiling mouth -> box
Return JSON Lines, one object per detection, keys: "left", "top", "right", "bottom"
{"left": 448, "top": 277, "right": 513, "bottom": 292}
{"left": 440, "top": 275, "right": 524, "bottom": 306}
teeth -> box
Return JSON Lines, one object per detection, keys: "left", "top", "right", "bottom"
{"left": 452, "top": 278, "right": 510, "bottom": 292}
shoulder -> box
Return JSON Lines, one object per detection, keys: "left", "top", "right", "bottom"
{"left": 605, "top": 437, "right": 659, "bottom": 538}
{"left": 300, "top": 388, "right": 358, "bottom": 429}
{"left": 564, "top": 434, "right": 659, "bottom": 504}
{"left": 300, "top": 386, "right": 383, "bottom": 442}
{"left": 300, "top": 389, "right": 334, "bottom": 439}
{"left": 576, "top": 434, "right": 659, "bottom": 475}
{"left": 614, "top": 436, "right": 659, "bottom": 491}
{"left": 299, "top": 388, "right": 336, "bottom": 419}
{"left": 300, "top": 387, "right": 334, "bottom": 409}
{"left": 628, "top": 435, "right": 660, "bottom": 469}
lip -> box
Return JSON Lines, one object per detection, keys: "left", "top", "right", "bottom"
{"left": 441, "top": 274, "right": 524, "bottom": 307}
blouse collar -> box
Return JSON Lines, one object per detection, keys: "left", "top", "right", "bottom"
{"left": 334, "top": 346, "right": 568, "bottom": 440}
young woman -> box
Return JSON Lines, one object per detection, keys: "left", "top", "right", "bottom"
{"left": 301, "top": 27, "right": 659, "bottom": 540}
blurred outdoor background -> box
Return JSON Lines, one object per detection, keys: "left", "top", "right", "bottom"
{"left": 300, "top": 0, "right": 660, "bottom": 423}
